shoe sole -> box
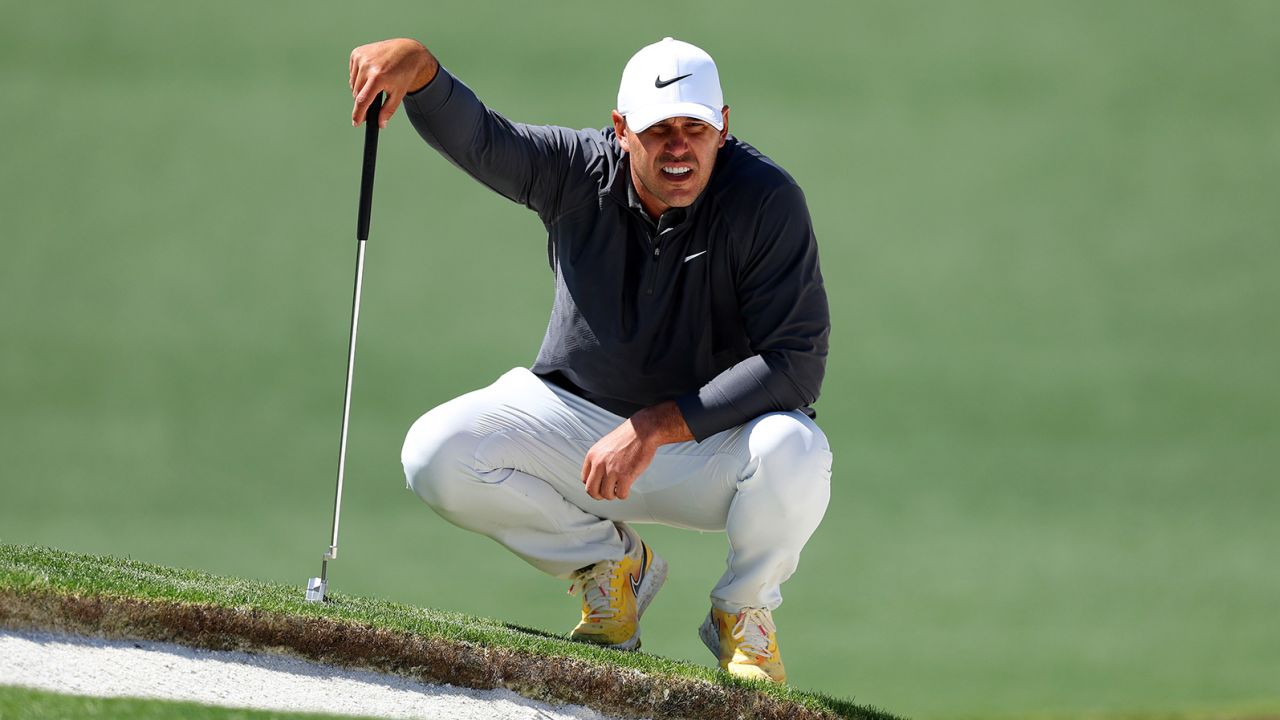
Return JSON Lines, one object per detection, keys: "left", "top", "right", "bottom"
{"left": 697, "top": 610, "right": 719, "bottom": 659}
{"left": 608, "top": 552, "right": 668, "bottom": 651}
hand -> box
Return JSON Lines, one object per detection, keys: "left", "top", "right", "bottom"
{"left": 581, "top": 402, "right": 694, "bottom": 501}
{"left": 349, "top": 38, "right": 440, "bottom": 129}
{"left": 581, "top": 420, "right": 658, "bottom": 501}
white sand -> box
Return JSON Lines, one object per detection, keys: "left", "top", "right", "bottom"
{"left": 0, "top": 628, "right": 630, "bottom": 720}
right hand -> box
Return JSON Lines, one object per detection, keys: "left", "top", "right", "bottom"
{"left": 349, "top": 38, "right": 440, "bottom": 129}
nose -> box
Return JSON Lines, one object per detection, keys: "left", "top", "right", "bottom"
{"left": 665, "top": 131, "right": 690, "bottom": 155}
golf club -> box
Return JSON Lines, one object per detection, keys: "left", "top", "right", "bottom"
{"left": 306, "top": 92, "right": 384, "bottom": 603}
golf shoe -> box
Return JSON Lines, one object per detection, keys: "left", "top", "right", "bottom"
{"left": 699, "top": 606, "right": 787, "bottom": 683}
{"left": 568, "top": 529, "right": 667, "bottom": 650}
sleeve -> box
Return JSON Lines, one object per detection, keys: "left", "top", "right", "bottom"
{"left": 401, "top": 67, "right": 597, "bottom": 223}
{"left": 675, "top": 184, "right": 830, "bottom": 441}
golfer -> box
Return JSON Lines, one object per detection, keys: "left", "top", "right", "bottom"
{"left": 349, "top": 36, "right": 831, "bottom": 684}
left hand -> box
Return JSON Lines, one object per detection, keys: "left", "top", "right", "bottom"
{"left": 581, "top": 401, "right": 694, "bottom": 501}
{"left": 581, "top": 419, "right": 657, "bottom": 501}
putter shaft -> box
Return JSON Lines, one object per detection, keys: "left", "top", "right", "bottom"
{"left": 310, "top": 93, "right": 383, "bottom": 602}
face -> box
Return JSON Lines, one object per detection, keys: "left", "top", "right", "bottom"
{"left": 612, "top": 107, "right": 729, "bottom": 219}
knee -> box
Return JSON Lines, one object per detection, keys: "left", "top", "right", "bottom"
{"left": 745, "top": 413, "right": 833, "bottom": 500}
{"left": 400, "top": 403, "right": 484, "bottom": 515}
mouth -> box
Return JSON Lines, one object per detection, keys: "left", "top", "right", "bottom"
{"left": 660, "top": 164, "right": 695, "bottom": 183}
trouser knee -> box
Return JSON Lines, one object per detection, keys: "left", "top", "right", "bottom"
{"left": 744, "top": 413, "right": 833, "bottom": 516}
{"left": 400, "top": 404, "right": 485, "bottom": 518}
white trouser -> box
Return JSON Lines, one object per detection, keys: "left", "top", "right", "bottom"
{"left": 400, "top": 367, "right": 832, "bottom": 612}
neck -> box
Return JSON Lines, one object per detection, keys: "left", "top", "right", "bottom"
{"left": 628, "top": 165, "right": 668, "bottom": 221}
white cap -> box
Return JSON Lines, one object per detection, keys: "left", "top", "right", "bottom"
{"left": 617, "top": 37, "right": 724, "bottom": 133}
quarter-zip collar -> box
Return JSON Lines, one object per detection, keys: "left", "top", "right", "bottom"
{"left": 626, "top": 171, "right": 687, "bottom": 235}
{"left": 604, "top": 143, "right": 723, "bottom": 233}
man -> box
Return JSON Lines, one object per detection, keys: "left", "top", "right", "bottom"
{"left": 348, "top": 36, "right": 831, "bottom": 684}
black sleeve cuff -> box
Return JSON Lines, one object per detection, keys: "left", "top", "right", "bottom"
{"left": 676, "top": 354, "right": 814, "bottom": 442}
{"left": 675, "top": 393, "right": 718, "bottom": 444}
{"left": 403, "top": 66, "right": 456, "bottom": 115}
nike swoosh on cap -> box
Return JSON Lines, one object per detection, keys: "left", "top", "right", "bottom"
{"left": 655, "top": 73, "right": 692, "bottom": 88}
{"left": 684, "top": 250, "right": 708, "bottom": 263}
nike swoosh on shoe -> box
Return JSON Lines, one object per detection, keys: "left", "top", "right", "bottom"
{"left": 630, "top": 544, "right": 649, "bottom": 597}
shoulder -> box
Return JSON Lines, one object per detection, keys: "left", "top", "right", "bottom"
{"left": 713, "top": 137, "right": 800, "bottom": 194}
{"left": 547, "top": 125, "right": 623, "bottom": 191}
{"left": 590, "top": 127, "right": 625, "bottom": 179}
{"left": 704, "top": 137, "right": 810, "bottom": 233}
{"left": 518, "top": 124, "right": 617, "bottom": 166}
{"left": 517, "top": 125, "right": 622, "bottom": 214}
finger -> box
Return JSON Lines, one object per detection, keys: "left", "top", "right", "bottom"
{"left": 584, "top": 460, "right": 605, "bottom": 500}
{"left": 351, "top": 57, "right": 369, "bottom": 98}
{"left": 380, "top": 89, "right": 405, "bottom": 129}
{"left": 611, "top": 471, "right": 634, "bottom": 501}
{"left": 348, "top": 51, "right": 355, "bottom": 90}
{"left": 599, "top": 469, "right": 617, "bottom": 500}
{"left": 350, "top": 56, "right": 375, "bottom": 120}
{"left": 352, "top": 76, "right": 379, "bottom": 126}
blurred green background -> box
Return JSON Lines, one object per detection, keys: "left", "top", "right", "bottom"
{"left": 2, "top": 1, "right": 1277, "bottom": 718}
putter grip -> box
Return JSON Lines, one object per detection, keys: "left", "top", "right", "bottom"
{"left": 356, "top": 93, "right": 383, "bottom": 241}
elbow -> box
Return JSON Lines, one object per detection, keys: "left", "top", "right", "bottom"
{"left": 765, "top": 351, "right": 825, "bottom": 409}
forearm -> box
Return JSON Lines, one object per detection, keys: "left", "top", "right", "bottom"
{"left": 676, "top": 350, "right": 826, "bottom": 442}
{"left": 581, "top": 401, "right": 691, "bottom": 501}
{"left": 402, "top": 66, "right": 580, "bottom": 214}
{"left": 629, "top": 401, "right": 694, "bottom": 447}
{"left": 402, "top": 67, "right": 486, "bottom": 161}
{"left": 403, "top": 41, "right": 439, "bottom": 94}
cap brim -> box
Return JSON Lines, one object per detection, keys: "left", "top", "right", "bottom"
{"left": 624, "top": 102, "right": 723, "bottom": 133}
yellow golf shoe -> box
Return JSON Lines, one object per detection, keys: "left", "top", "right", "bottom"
{"left": 568, "top": 538, "right": 667, "bottom": 650}
{"left": 698, "top": 606, "right": 786, "bottom": 683}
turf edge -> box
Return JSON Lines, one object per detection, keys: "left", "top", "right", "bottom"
{"left": 0, "top": 544, "right": 902, "bottom": 720}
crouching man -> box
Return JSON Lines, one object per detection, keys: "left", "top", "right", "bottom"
{"left": 349, "top": 35, "right": 832, "bottom": 683}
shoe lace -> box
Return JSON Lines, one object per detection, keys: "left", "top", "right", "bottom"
{"left": 731, "top": 608, "right": 776, "bottom": 660}
{"left": 568, "top": 561, "right": 621, "bottom": 620}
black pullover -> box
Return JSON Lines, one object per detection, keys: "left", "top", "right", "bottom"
{"left": 403, "top": 68, "right": 829, "bottom": 442}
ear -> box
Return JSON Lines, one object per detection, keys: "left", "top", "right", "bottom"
{"left": 718, "top": 106, "right": 730, "bottom": 148}
{"left": 611, "top": 110, "right": 631, "bottom": 153}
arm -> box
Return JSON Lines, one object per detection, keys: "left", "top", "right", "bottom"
{"left": 675, "top": 183, "right": 830, "bottom": 441}
{"left": 349, "top": 38, "right": 588, "bottom": 220}
{"left": 581, "top": 184, "right": 828, "bottom": 498}
{"left": 581, "top": 401, "right": 692, "bottom": 501}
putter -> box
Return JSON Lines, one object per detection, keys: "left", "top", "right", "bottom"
{"left": 306, "top": 92, "right": 384, "bottom": 604}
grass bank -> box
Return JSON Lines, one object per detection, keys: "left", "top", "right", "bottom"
{"left": 0, "top": 544, "right": 899, "bottom": 720}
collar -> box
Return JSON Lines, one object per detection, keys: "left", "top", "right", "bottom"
{"left": 609, "top": 151, "right": 719, "bottom": 233}
{"left": 625, "top": 170, "right": 688, "bottom": 232}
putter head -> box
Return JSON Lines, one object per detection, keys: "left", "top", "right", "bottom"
{"left": 304, "top": 577, "right": 327, "bottom": 603}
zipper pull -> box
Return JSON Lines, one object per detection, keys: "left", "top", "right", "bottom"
{"left": 653, "top": 246, "right": 661, "bottom": 259}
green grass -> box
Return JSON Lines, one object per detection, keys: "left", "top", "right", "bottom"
{"left": 0, "top": 543, "right": 695, "bottom": 682}
{"left": 985, "top": 709, "right": 1280, "bottom": 720}
{"left": 0, "top": 686, "right": 377, "bottom": 720}
{"left": 0, "top": 543, "right": 896, "bottom": 720}
{"left": 2, "top": 2, "right": 1279, "bottom": 718}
